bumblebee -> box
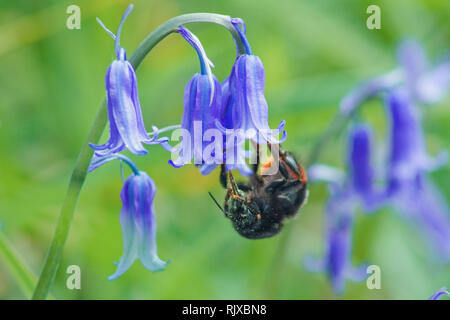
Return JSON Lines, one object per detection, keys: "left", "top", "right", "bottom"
{"left": 210, "top": 145, "right": 308, "bottom": 239}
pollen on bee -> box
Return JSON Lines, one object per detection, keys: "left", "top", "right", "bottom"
{"left": 298, "top": 164, "right": 307, "bottom": 183}
{"left": 260, "top": 156, "right": 274, "bottom": 175}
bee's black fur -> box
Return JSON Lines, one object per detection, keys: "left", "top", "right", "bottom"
{"left": 219, "top": 146, "right": 308, "bottom": 239}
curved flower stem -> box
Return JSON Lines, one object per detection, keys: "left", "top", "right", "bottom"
{"left": 0, "top": 231, "right": 37, "bottom": 298}
{"left": 32, "top": 13, "right": 246, "bottom": 300}
{"left": 263, "top": 110, "right": 354, "bottom": 298}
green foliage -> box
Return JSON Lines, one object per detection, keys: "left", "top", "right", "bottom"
{"left": 0, "top": 0, "right": 448, "bottom": 299}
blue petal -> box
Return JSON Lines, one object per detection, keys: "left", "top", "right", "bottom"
{"left": 171, "top": 73, "right": 222, "bottom": 170}
{"left": 226, "top": 54, "right": 287, "bottom": 144}
{"left": 109, "top": 172, "right": 168, "bottom": 280}
{"left": 109, "top": 177, "right": 140, "bottom": 280}
{"left": 108, "top": 59, "right": 148, "bottom": 155}
{"left": 132, "top": 173, "right": 168, "bottom": 272}
{"left": 386, "top": 89, "right": 427, "bottom": 183}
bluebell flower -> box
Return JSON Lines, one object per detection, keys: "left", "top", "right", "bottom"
{"left": 89, "top": 154, "right": 168, "bottom": 280}
{"left": 385, "top": 89, "right": 447, "bottom": 193}
{"left": 309, "top": 124, "right": 384, "bottom": 212}
{"left": 89, "top": 5, "right": 165, "bottom": 156}
{"left": 304, "top": 125, "right": 377, "bottom": 294}
{"left": 168, "top": 27, "right": 223, "bottom": 174}
{"left": 217, "top": 78, "right": 253, "bottom": 176}
{"left": 218, "top": 19, "right": 286, "bottom": 145}
{"left": 385, "top": 89, "right": 450, "bottom": 261}
{"left": 429, "top": 287, "right": 450, "bottom": 300}
{"left": 340, "top": 39, "right": 450, "bottom": 114}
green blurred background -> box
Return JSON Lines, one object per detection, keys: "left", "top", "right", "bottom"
{"left": 0, "top": 0, "right": 449, "bottom": 299}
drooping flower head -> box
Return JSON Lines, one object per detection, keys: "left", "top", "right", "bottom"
{"left": 385, "top": 89, "right": 450, "bottom": 261}
{"left": 89, "top": 154, "right": 168, "bottom": 280}
{"left": 168, "top": 27, "right": 223, "bottom": 174}
{"left": 385, "top": 88, "right": 447, "bottom": 195}
{"left": 304, "top": 125, "right": 378, "bottom": 294}
{"left": 90, "top": 5, "right": 165, "bottom": 156}
{"left": 347, "top": 124, "right": 385, "bottom": 212}
{"left": 218, "top": 19, "right": 287, "bottom": 145}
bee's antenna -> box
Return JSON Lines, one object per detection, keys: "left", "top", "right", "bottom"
{"left": 208, "top": 192, "right": 225, "bottom": 214}
{"left": 219, "top": 164, "right": 227, "bottom": 189}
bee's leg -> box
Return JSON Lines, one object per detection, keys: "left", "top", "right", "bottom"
{"left": 279, "top": 180, "right": 301, "bottom": 190}
{"left": 223, "top": 190, "right": 232, "bottom": 218}
{"left": 220, "top": 164, "right": 227, "bottom": 189}
{"left": 252, "top": 143, "right": 260, "bottom": 174}
{"left": 278, "top": 160, "right": 290, "bottom": 179}
{"left": 238, "top": 183, "right": 251, "bottom": 192}
{"left": 228, "top": 170, "right": 238, "bottom": 195}
{"left": 265, "top": 179, "right": 286, "bottom": 193}
{"left": 278, "top": 152, "right": 302, "bottom": 180}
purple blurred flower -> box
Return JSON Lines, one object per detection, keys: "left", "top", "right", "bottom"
{"left": 305, "top": 125, "right": 378, "bottom": 293}
{"left": 386, "top": 89, "right": 447, "bottom": 192}
{"left": 429, "top": 287, "right": 450, "bottom": 300}
{"left": 340, "top": 39, "right": 450, "bottom": 114}
{"left": 347, "top": 124, "right": 385, "bottom": 212}
{"left": 397, "top": 40, "right": 450, "bottom": 104}
{"left": 89, "top": 153, "right": 168, "bottom": 280}
{"left": 218, "top": 19, "right": 286, "bottom": 145}
{"left": 385, "top": 89, "right": 450, "bottom": 261}
{"left": 90, "top": 5, "right": 165, "bottom": 156}
{"left": 309, "top": 124, "right": 384, "bottom": 213}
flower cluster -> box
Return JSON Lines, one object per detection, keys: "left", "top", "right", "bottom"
{"left": 169, "top": 20, "right": 286, "bottom": 176}
{"left": 306, "top": 39, "right": 450, "bottom": 293}
{"left": 88, "top": 5, "right": 285, "bottom": 279}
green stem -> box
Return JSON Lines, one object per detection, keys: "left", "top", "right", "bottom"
{"left": 263, "top": 110, "right": 354, "bottom": 298}
{"left": 32, "top": 13, "right": 246, "bottom": 300}
{"left": 0, "top": 231, "right": 37, "bottom": 298}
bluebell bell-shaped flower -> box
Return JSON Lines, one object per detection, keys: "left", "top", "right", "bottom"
{"left": 386, "top": 89, "right": 447, "bottom": 194}
{"left": 110, "top": 170, "right": 168, "bottom": 280}
{"left": 340, "top": 39, "right": 450, "bottom": 114}
{"left": 89, "top": 5, "right": 164, "bottom": 156}
{"left": 217, "top": 19, "right": 287, "bottom": 145}
{"left": 304, "top": 125, "right": 380, "bottom": 294}
{"left": 168, "top": 27, "right": 223, "bottom": 174}
{"left": 429, "top": 287, "right": 450, "bottom": 300}
{"left": 347, "top": 124, "right": 385, "bottom": 211}
{"left": 89, "top": 154, "right": 168, "bottom": 280}
{"left": 216, "top": 77, "right": 253, "bottom": 176}
{"left": 385, "top": 89, "right": 450, "bottom": 261}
